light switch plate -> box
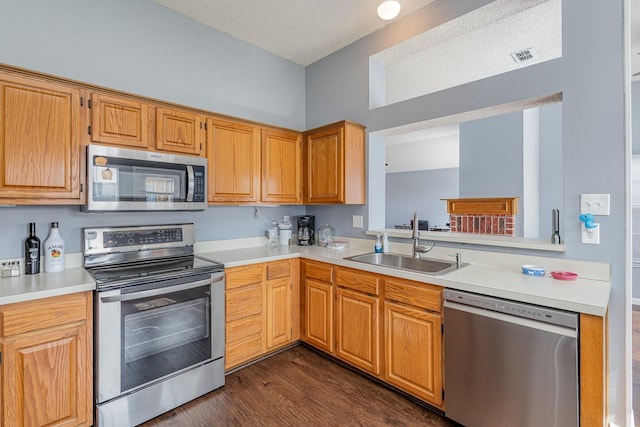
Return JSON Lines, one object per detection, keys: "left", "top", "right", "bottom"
{"left": 352, "top": 215, "right": 364, "bottom": 228}
{"left": 580, "top": 194, "right": 610, "bottom": 215}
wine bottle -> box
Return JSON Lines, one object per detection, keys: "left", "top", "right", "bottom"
{"left": 24, "top": 223, "right": 40, "bottom": 275}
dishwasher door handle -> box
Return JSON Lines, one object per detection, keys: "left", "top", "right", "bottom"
{"left": 444, "top": 300, "right": 577, "bottom": 338}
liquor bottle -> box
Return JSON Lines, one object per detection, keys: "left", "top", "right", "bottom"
{"left": 24, "top": 223, "right": 40, "bottom": 275}
{"left": 44, "top": 222, "right": 65, "bottom": 273}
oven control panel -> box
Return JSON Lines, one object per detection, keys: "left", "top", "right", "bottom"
{"left": 83, "top": 223, "right": 195, "bottom": 255}
{"left": 101, "top": 228, "right": 182, "bottom": 248}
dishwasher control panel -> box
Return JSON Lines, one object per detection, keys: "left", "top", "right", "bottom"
{"left": 443, "top": 289, "right": 578, "bottom": 329}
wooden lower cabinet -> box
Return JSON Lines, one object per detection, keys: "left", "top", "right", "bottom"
{"left": 335, "top": 288, "right": 379, "bottom": 374}
{"left": 0, "top": 291, "right": 93, "bottom": 427}
{"left": 302, "top": 260, "right": 335, "bottom": 353}
{"left": 384, "top": 301, "right": 443, "bottom": 407}
{"left": 225, "top": 259, "right": 298, "bottom": 371}
{"left": 334, "top": 267, "right": 380, "bottom": 375}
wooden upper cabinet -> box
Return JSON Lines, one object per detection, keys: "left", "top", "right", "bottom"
{"left": 207, "top": 118, "right": 260, "bottom": 203}
{"left": 261, "top": 129, "right": 302, "bottom": 204}
{"left": 88, "top": 92, "right": 151, "bottom": 149}
{"left": 0, "top": 72, "right": 82, "bottom": 202}
{"left": 303, "top": 120, "right": 365, "bottom": 204}
{"left": 155, "top": 107, "right": 204, "bottom": 155}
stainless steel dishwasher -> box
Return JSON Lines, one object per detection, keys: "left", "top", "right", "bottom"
{"left": 443, "top": 289, "right": 579, "bottom": 427}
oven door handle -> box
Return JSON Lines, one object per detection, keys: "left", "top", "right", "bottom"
{"left": 100, "top": 275, "right": 224, "bottom": 303}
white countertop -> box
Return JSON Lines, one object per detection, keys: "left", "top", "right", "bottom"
{"left": 0, "top": 239, "right": 611, "bottom": 317}
{"left": 0, "top": 267, "right": 95, "bottom": 305}
{"left": 199, "top": 242, "right": 611, "bottom": 317}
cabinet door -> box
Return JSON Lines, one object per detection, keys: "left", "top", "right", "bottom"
{"left": 335, "top": 288, "right": 380, "bottom": 375}
{"left": 304, "top": 126, "right": 343, "bottom": 203}
{"left": 155, "top": 107, "right": 203, "bottom": 155}
{"left": 384, "top": 301, "right": 443, "bottom": 406}
{"left": 303, "top": 278, "right": 334, "bottom": 353}
{"left": 265, "top": 276, "right": 292, "bottom": 350}
{"left": 89, "top": 93, "right": 151, "bottom": 149}
{"left": 2, "top": 323, "right": 92, "bottom": 427}
{"left": 207, "top": 118, "right": 260, "bottom": 203}
{"left": 0, "top": 74, "right": 82, "bottom": 201}
{"left": 261, "top": 129, "right": 301, "bottom": 204}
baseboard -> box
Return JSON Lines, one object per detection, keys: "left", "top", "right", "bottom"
{"left": 633, "top": 298, "right": 640, "bottom": 306}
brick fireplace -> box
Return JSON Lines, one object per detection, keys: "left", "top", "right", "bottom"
{"left": 445, "top": 197, "right": 519, "bottom": 237}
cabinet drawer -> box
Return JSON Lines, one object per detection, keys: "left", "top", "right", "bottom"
{"left": 226, "top": 284, "right": 262, "bottom": 322}
{"left": 226, "top": 314, "right": 262, "bottom": 346}
{"left": 0, "top": 292, "right": 89, "bottom": 337}
{"left": 226, "top": 264, "right": 263, "bottom": 290}
{"left": 225, "top": 334, "right": 263, "bottom": 370}
{"left": 384, "top": 279, "right": 442, "bottom": 312}
{"left": 304, "top": 261, "right": 334, "bottom": 283}
{"left": 267, "top": 260, "right": 291, "bottom": 280}
{"left": 336, "top": 267, "right": 380, "bottom": 296}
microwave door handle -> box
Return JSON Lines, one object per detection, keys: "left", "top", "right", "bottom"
{"left": 100, "top": 275, "right": 223, "bottom": 303}
{"left": 186, "top": 165, "right": 195, "bottom": 202}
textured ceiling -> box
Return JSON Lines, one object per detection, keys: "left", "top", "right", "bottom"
{"left": 152, "top": 0, "right": 435, "bottom": 66}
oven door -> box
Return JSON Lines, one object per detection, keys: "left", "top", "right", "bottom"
{"left": 95, "top": 272, "right": 224, "bottom": 404}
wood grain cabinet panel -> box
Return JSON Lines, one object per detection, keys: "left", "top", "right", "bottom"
{"left": 384, "top": 301, "right": 443, "bottom": 407}
{"left": 155, "top": 107, "right": 203, "bottom": 155}
{"left": 335, "top": 288, "right": 380, "bottom": 375}
{"left": 225, "top": 261, "right": 297, "bottom": 370}
{"left": 303, "top": 278, "right": 334, "bottom": 353}
{"left": 207, "top": 118, "right": 260, "bottom": 203}
{"left": 88, "top": 93, "right": 151, "bottom": 149}
{"left": 0, "top": 292, "right": 92, "bottom": 427}
{"left": 0, "top": 72, "right": 82, "bottom": 202}
{"left": 266, "top": 277, "right": 292, "bottom": 350}
{"left": 261, "top": 129, "right": 302, "bottom": 204}
{"left": 303, "top": 120, "right": 365, "bottom": 204}
{"left": 225, "top": 265, "right": 264, "bottom": 370}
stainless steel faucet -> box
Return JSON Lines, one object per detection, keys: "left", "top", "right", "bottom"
{"left": 412, "top": 212, "right": 435, "bottom": 258}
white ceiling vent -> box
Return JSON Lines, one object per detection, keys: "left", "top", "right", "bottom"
{"left": 511, "top": 48, "right": 537, "bottom": 63}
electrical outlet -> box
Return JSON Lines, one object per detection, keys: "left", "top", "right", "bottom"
{"left": 283, "top": 216, "right": 289, "bottom": 223}
{"left": 581, "top": 223, "right": 600, "bottom": 244}
{"left": 352, "top": 215, "right": 364, "bottom": 228}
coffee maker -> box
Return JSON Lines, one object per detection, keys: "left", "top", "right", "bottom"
{"left": 297, "top": 215, "right": 315, "bottom": 246}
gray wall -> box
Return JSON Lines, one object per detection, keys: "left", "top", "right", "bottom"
{"left": 385, "top": 168, "right": 458, "bottom": 229}
{"left": 459, "top": 111, "right": 524, "bottom": 236}
{"left": 305, "top": 0, "right": 628, "bottom": 423}
{"left": 0, "top": 0, "right": 308, "bottom": 257}
{"left": 633, "top": 81, "right": 640, "bottom": 300}
{"left": 538, "top": 102, "right": 564, "bottom": 242}
{"left": 0, "top": 0, "right": 305, "bottom": 131}
{"left": 0, "top": 0, "right": 631, "bottom": 422}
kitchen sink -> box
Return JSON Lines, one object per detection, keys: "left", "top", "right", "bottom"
{"left": 343, "top": 252, "right": 466, "bottom": 275}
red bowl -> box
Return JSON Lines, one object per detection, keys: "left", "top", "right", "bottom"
{"left": 551, "top": 271, "right": 578, "bottom": 281}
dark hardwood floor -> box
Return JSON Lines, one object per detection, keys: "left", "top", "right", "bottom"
{"left": 142, "top": 345, "right": 457, "bottom": 427}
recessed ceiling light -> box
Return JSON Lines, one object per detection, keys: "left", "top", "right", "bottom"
{"left": 377, "top": 1, "right": 401, "bottom": 21}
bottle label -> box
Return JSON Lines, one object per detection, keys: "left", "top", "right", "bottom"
{"left": 47, "top": 244, "right": 64, "bottom": 259}
{"left": 28, "top": 248, "right": 39, "bottom": 260}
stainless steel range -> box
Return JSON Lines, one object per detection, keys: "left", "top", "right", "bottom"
{"left": 84, "top": 223, "right": 225, "bottom": 427}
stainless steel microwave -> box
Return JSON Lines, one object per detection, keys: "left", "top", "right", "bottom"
{"left": 83, "top": 145, "right": 207, "bottom": 212}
